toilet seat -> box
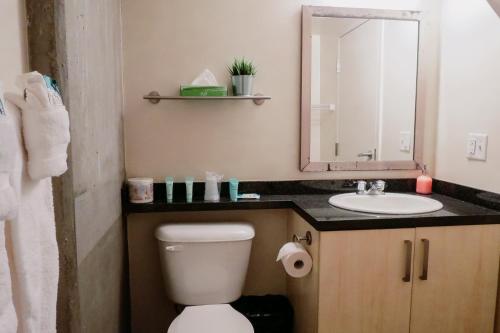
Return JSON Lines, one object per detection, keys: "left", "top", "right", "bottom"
{"left": 168, "top": 304, "right": 253, "bottom": 333}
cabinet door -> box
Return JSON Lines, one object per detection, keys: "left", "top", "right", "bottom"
{"left": 318, "top": 229, "right": 415, "bottom": 333}
{"left": 410, "top": 225, "right": 500, "bottom": 333}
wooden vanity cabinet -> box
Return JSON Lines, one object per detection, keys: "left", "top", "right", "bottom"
{"left": 410, "top": 226, "right": 500, "bottom": 333}
{"left": 318, "top": 229, "right": 415, "bottom": 333}
{"left": 289, "top": 221, "right": 500, "bottom": 333}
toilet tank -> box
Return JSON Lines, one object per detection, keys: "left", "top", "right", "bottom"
{"left": 155, "top": 223, "right": 255, "bottom": 306}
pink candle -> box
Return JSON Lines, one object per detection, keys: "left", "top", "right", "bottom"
{"left": 416, "top": 174, "right": 433, "bottom": 194}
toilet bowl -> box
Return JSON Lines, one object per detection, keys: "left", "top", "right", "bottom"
{"left": 168, "top": 304, "right": 253, "bottom": 333}
{"left": 155, "top": 223, "right": 255, "bottom": 333}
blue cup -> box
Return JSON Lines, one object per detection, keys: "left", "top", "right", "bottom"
{"left": 165, "top": 177, "right": 174, "bottom": 203}
{"left": 185, "top": 177, "right": 194, "bottom": 203}
{"left": 229, "top": 178, "right": 239, "bottom": 202}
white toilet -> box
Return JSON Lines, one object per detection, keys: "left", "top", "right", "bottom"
{"left": 155, "top": 222, "right": 255, "bottom": 333}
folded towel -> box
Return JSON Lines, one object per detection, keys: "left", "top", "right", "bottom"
{"left": 0, "top": 84, "right": 18, "bottom": 220}
{"left": 5, "top": 72, "right": 70, "bottom": 181}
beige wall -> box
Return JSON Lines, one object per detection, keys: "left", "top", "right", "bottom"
{"left": 435, "top": 0, "right": 500, "bottom": 193}
{"left": 122, "top": 0, "right": 436, "bottom": 182}
{"left": 0, "top": 0, "right": 28, "bottom": 91}
{"left": 127, "top": 210, "right": 288, "bottom": 333}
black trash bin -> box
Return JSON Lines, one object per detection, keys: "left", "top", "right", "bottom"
{"left": 231, "top": 295, "right": 294, "bottom": 333}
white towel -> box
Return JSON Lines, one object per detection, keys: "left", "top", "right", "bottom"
{"left": 0, "top": 177, "right": 17, "bottom": 222}
{"left": 0, "top": 83, "right": 19, "bottom": 332}
{"left": 6, "top": 71, "right": 70, "bottom": 181}
{"left": 3, "top": 77, "right": 61, "bottom": 332}
{"left": 8, "top": 171, "right": 59, "bottom": 333}
{"left": 0, "top": 221, "right": 17, "bottom": 333}
{"left": 0, "top": 84, "right": 19, "bottom": 221}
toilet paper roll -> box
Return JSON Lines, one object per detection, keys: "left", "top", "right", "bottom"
{"left": 276, "top": 242, "right": 313, "bottom": 278}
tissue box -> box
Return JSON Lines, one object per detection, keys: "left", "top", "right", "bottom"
{"left": 180, "top": 85, "right": 228, "bottom": 97}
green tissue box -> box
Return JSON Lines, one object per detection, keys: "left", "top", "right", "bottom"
{"left": 180, "top": 85, "right": 228, "bottom": 97}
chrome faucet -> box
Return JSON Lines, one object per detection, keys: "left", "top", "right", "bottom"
{"left": 356, "top": 180, "right": 386, "bottom": 195}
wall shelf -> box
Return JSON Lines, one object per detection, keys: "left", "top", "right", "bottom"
{"left": 143, "top": 91, "right": 271, "bottom": 105}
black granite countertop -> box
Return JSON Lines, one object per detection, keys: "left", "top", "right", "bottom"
{"left": 123, "top": 179, "right": 500, "bottom": 231}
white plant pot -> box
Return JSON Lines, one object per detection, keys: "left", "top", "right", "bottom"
{"left": 231, "top": 75, "right": 254, "bottom": 96}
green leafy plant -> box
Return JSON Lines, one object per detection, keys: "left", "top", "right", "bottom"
{"left": 227, "top": 58, "right": 257, "bottom": 76}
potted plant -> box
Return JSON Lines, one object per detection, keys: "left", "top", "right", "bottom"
{"left": 228, "top": 58, "right": 257, "bottom": 96}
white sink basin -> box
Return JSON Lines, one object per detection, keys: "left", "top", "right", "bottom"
{"left": 328, "top": 193, "right": 443, "bottom": 215}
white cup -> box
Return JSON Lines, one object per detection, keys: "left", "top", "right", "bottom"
{"left": 128, "top": 178, "right": 154, "bottom": 203}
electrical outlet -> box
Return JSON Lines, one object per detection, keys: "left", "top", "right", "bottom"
{"left": 400, "top": 131, "right": 412, "bottom": 152}
{"left": 466, "top": 133, "right": 488, "bottom": 161}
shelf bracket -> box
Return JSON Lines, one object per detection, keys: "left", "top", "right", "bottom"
{"left": 146, "top": 91, "right": 161, "bottom": 104}
{"left": 253, "top": 93, "right": 266, "bottom": 105}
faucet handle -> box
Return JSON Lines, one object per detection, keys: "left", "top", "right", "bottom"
{"left": 374, "top": 180, "right": 386, "bottom": 192}
{"left": 356, "top": 180, "right": 367, "bottom": 192}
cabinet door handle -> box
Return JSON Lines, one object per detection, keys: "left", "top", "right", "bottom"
{"left": 419, "top": 239, "right": 430, "bottom": 280}
{"left": 402, "top": 240, "right": 413, "bottom": 282}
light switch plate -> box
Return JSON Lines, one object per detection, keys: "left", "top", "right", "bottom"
{"left": 466, "top": 133, "right": 488, "bottom": 161}
{"left": 400, "top": 131, "right": 412, "bottom": 152}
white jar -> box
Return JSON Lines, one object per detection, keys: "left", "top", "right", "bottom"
{"left": 128, "top": 178, "right": 154, "bottom": 203}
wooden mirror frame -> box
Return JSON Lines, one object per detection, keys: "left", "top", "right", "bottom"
{"left": 300, "top": 6, "right": 424, "bottom": 172}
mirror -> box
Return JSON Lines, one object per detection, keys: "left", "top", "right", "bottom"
{"left": 301, "top": 6, "right": 424, "bottom": 172}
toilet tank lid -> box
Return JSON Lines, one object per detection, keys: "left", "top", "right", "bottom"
{"left": 155, "top": 223, "right": 255, "bottom": 243}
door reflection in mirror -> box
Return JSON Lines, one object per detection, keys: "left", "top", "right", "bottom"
{"left": 310, "top": 16, "right": 419, "bottom": 163}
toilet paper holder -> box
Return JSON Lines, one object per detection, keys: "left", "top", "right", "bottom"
{"left": 292, "top": 231, "right": 312, "bottom": 245}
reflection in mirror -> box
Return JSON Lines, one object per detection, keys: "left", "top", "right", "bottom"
{"left": 309, "top": 17, "right": 419, "bottom": 163}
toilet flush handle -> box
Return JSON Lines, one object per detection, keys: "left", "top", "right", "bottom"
{"left": 165, "top": 245, "right": 184, "bottom": 252}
